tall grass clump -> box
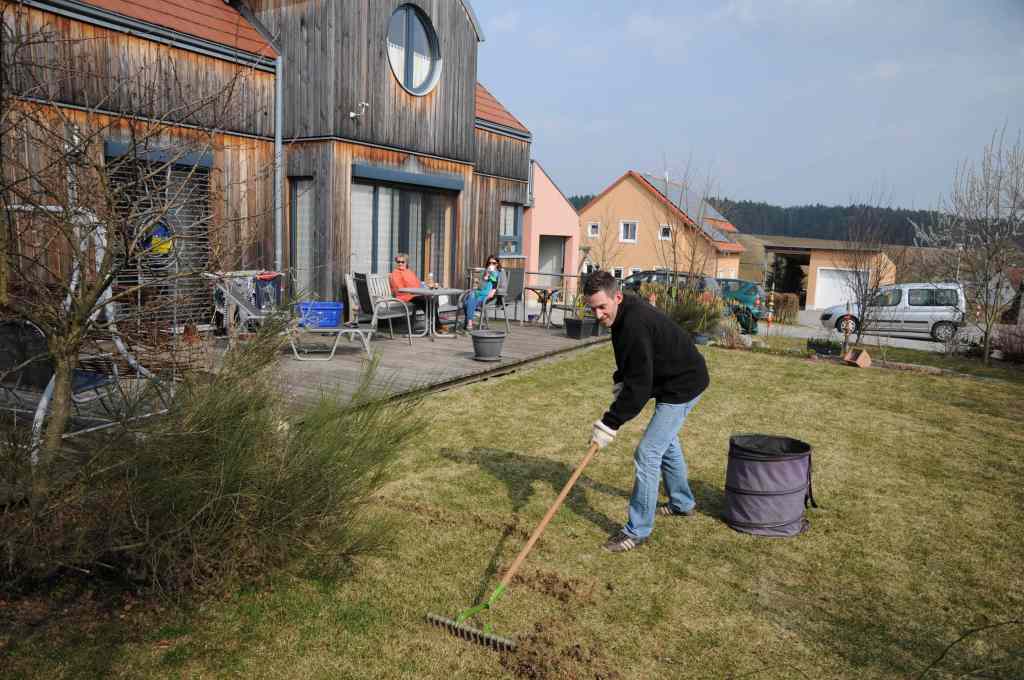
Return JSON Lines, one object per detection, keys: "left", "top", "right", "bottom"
{"left": 769, "top": 292, "right": 800, "bottom": 325}
{"left": 2, "top": 322, "right": 424, "bottom": 595}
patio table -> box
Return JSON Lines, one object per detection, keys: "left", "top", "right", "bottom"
{"left": 399, "top": 287, "right": 464, "bottom": 339}
{"left": 525, "top": 285, "right": 559, "bottom": 327}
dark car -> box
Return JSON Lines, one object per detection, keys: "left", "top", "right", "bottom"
{"left": 620, "top": 270, "right": 722, "bottom": 297}
{"left": 716, "top": 278, "right": 768, "bottom": 319}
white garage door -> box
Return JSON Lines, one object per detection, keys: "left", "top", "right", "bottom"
{"left": 814, "top": 268, "right": 864, "bottom": 309}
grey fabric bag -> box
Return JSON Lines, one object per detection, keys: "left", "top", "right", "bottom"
{"left": 722, "top": 434, "right": 817, "bottom": 537}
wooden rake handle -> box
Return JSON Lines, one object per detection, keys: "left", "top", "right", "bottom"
{"left": 498, "top": 442, "right": 601, "bottom": 589}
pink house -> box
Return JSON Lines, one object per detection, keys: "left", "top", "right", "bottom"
{"left": 522, "top": 161, "right": 580, "bottom": 290}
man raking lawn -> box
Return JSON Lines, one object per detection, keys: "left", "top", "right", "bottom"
{"left": 428, "top": 271, "right": 710, "bottom": 649}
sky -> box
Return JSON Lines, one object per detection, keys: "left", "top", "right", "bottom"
{"left": 470, "top": 0, "right": 1024, "bottom": 209}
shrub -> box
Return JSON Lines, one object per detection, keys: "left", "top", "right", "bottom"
{"left": 638, "top": 282, "right": 671, "bottom": 309}
{"left": 807, "top": 336, "right": 843, "bottom": 356}
{"left": 667, "top": 290, "right": 726, "bottom": 336}
{"left": 2, "top": 322, "right": 424, "bottom": 595}
{"left": 768, "top": 292, "right": 799, "bottom": 325}
{"left": 714, "top": 316, "right": 747, "bottom": 349}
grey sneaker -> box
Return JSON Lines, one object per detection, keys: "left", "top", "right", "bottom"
{"left": 603, "top": 531, "right": 647, "bottom": 553}
{"left": 657, "top": 504, "right": 697, "bottom": 518}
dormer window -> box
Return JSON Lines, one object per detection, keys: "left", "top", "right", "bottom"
{"left": 387, "top": 5, "right": 442, "bottom": 96}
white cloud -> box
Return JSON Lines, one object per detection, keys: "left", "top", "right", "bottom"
{"left": 870, "top": 61, "right": 905, "bottom": 81}
{"left": 625, "top": 13, "right": 665, "bottom": 41}
{"left": 527, "top": 26, "right": 558, "bottom": 49}
{"left": 489, "top": 10, "right": 520, "bottom": 35}
{"left": 853, "top": 59, "right": 927, "bottom": 84}
{"left": 715, "top": 0, "right": 856, "bottom": 29}
{"left": 623, "top": 13, "right": 692, "bottom": 60}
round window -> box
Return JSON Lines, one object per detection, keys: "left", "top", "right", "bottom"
{"left": 387, "top": 5, "right": 442, "bottom": 96}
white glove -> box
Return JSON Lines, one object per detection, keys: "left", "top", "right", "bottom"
{"left": 591, "top": 420, "right": 617, "bottom": 450}
{"left": 612, "top": 382, "right": 624, "bottom": 399}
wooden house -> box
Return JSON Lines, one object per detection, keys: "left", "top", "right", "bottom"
{"left": 4, "top": 0, "right": 532, "bottom": 309}
{"left": 249, "top": 1, "right": 531, "bottom": 297}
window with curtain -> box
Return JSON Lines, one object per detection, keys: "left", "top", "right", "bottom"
{"left": 499, "top": 203, "right": 521, "bottom": 256}
{"left": 386, "top": 5, "right": 441, "bottom": 95}
{"left": 350, "top": 182, "right": 457, "bottom": 285}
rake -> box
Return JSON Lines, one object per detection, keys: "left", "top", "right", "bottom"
{"left": 427, "top": 442, "right": 601, "bottom": 651}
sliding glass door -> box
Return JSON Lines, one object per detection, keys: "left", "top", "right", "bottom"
{"left": 350, "top": 182, "right": 457, "bottom": 285}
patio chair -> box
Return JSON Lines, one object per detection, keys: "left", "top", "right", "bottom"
{"left": 354, "top": 273, "right": 414, "bottom": 346}
{"left": 1, "top": 318, "right": 171, "bottom": 457}
{"left": 483, "top": 267, "right": 525, "bottom": 333}
{"left": 548, "top": 289, "right": 578, "bottom": 329}
{"left": 436, "top": 292, "right": 462, "bottom": 331}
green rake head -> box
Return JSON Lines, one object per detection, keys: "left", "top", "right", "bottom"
{"left": 426, "top": 583, "right": 515, "bottom": 651}
{"left": 425, "top": 613, "right": 516, "bottom": 651}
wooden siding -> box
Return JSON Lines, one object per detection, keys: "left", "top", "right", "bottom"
{"left": 470, "top": 174, "right": 528, "bottom": 268}
{"left": 283, "top": 140, "right": 475, "bottom": 299}
{"left": 4, "top": 104, "right": 275, "bottom": 282}
{"left": 252, "top": 0, "right": 477, "bottom": 162}
{"left": 474, "top": 127, "right": 530, "bottom": 181}
{"left": 3, "top": 3, "right": 275, "bottom": 138}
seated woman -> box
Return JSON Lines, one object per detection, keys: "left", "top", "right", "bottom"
{"left": 463, "top": 255, "right": 501, "bottom": 331}
{"left": 388, "top": 253, "right": 431, "bottom": 318}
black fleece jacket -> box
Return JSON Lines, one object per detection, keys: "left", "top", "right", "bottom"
{"left": 601, "top": 293, "right": 710, "bottom": 430}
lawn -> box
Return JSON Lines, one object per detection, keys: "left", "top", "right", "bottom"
{"left": 3, "top": 344, "right": 1023, "bottom": 679}
{"left": 761, "top": 332, "right": 1024, "bottom": 384}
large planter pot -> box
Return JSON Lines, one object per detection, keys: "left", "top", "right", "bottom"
{"left": 693, "top": 333, "right": 710, "bottom": 345}
{"left": 591, "top": 320, "right": 610, "bottom": 336}
{"left": 470, "top": 330, "right": 506, "bottom": 361}
{"left": 565, "top": 317, "right": 595, "bottom": 339}
{"left": 807, "top": 339, "right": 841, "bottom": 356}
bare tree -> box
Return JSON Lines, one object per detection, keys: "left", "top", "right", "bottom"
{"left": 580, "top": 203, "right": 625, "bottom": 272}
{"left": 647, "top": 165, "right": 719, "bottom": 288}
{"left": 1, "top": 5, "right": 268, "bottom": 479}
{"left": 836, "top": 189, "right": 905, "bottom": 345}
{"left": 915, "top": 127, "right": 1024, "bottom": 364}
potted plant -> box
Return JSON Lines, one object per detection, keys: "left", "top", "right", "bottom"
{"left": 470, "top": 329, "right": 506, "bottom": 361}
{"left": 806, "top": 336, "right": 842, "bottom": 356}
{"left": 562, "top": 290, "right": 595, "bottom": 339}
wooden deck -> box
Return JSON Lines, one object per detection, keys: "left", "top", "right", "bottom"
{"left": 277, "top": 323, "right": 610, "bottom": 403}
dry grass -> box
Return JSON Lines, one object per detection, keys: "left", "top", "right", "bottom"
{"left": 3, "top": 344, "right": 1022, "bottom": 679}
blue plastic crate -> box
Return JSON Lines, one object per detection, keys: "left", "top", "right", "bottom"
{"left": 297, "top": 301, "right": 343, "bottom": 328}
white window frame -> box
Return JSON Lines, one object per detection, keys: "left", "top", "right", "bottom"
{"left": 613, "top": 267, "right": 624, "bottom": 279}
{"left": 587, "top": 222, "right": 600, "bottom": 238}
{"left": 658, "top": 224, "right": 673, "bottom": 241}
{"left": 619, "top": 220, "right": 639, "bottom": 244}
{"left": 629, "top": 267, "right": 642, "bottom": 276}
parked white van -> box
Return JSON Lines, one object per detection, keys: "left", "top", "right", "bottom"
{"left": 819, "top": 282, "right": 967, "bottom": 341}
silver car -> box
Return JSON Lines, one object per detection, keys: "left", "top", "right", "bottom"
{"left": 819, "top": 283, "right": 966, "bottom": 341}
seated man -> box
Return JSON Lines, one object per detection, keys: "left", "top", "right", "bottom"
{"left": 388, "top": 253, "right": 430, "bottom": 322}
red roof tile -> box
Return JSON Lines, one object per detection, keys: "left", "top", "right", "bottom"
{"left": 475, "top": 82, "right": 529, "bottom": 134}
{"left": 79, "top": 0, "right": 276, "bottom": 58}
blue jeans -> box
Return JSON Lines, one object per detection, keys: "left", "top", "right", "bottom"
{"left": 464, "top": 291, "right": 489, "bottom": 323}
{"left": 623, "top": 395, "right": 702, "bottom": 539}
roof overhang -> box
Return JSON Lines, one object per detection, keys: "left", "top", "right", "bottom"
{"left": 25, "top": 0, "right": 277, "bottom": 70}
{"left": 460, "top": 0, "right": 486, "bottom": 42}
